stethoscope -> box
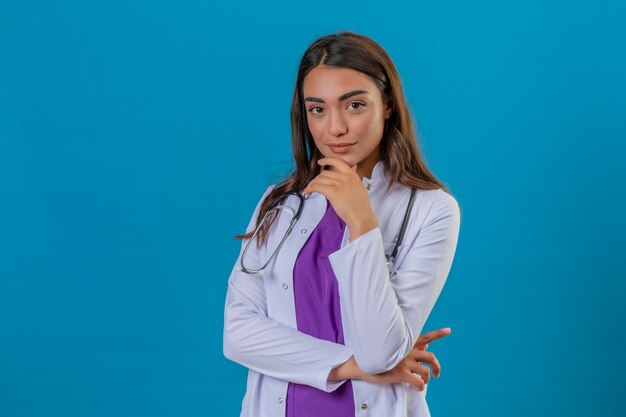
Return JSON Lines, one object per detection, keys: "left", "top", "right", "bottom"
{"left": 240, "top": 188, "right": 416, "bottom": 275}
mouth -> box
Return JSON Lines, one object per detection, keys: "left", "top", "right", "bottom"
{"left": 328, "top": 142, "right": 356, "bottom": 153}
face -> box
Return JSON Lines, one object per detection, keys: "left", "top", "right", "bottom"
{"left": 302, "top": 66, "right": 392, "bottom": 179}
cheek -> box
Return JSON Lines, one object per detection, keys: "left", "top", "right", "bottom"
{"left": 307, "top": 120, "right": 326, "bottom": 151}
{"left": 356, "top": 114, "right": 383, "bottom": 138}
{"left": 307, "top": 118, "right": 323, "bottom": 138}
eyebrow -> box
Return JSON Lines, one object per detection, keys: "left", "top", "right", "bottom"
{"left": 304, "top": 89, "right": 370, "bottom": 103}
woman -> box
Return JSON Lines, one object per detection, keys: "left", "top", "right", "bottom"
{"left": 223, "top": 31, "right": 461, "bottom": 417}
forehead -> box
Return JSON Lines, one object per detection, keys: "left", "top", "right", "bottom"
{"left": 302, "top": 66, "right": 378, "bottom": 98}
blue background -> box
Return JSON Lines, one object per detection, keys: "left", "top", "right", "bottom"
{"left": 1, "top": 1, "right": 625, "bottom": 416}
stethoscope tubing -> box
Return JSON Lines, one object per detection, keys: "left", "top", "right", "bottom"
{"left": 240, "top": 188, "right": 416, "bottom": 275}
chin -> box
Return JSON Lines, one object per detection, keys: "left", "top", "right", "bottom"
{"left": 317, "top": 154, "right": 358, "bottom": 168}
{"left": 337, "top": 155, "right": 355, "bottom": 166}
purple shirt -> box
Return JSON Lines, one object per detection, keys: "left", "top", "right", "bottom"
{"left": 285, "top": 198, "right": 355, "bottom": 417}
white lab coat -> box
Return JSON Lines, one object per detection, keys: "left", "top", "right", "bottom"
{"left": 223, "top": 160, "right": 461, "bottom": 417}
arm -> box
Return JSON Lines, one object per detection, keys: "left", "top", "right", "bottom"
{"left": 328, "top": 328, "right": 451, "bottom": 391}
{"left": 223, "top": 185, "right": 355, "bottom": 393}
{"left": 328, "top": 189, "right": 461, "bottom": 374}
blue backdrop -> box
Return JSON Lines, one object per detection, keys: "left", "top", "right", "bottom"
{"left": 1, "top": 1, "right": 625, "bottom": 416}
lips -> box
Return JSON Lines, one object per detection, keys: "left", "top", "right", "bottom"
{"left": 328, "top": 142, "right": 355, "bottom": 149}
{"left": 328, "top": 142, "right": 355, "bottom": 154}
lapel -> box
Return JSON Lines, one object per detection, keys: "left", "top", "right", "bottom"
{"left": 262, "top": 190, "right": 326, "bottom": 326}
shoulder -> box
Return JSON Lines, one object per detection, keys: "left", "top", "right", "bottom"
{"left": 255, "top": 183, "right": 280, "bottom": 206}
{"left": 244, "top": 184, "right": 280, "bottom": 232}
{"left": 392, "top": 185, "right": 455, "bottom": 216}
{"left": 396, "top": 187, "right": 460, "bottom": 242}
{"left": 432, "top": 189, "right": 460, "bottom": 214}
{"left": 423, "top": 188, "right": 461, "bottom": 230}
{"left": 264, "top": 183, "right": 280, "bottom": 197}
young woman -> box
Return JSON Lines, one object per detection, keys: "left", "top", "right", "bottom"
{"left": 223, "top": 31, "right": 461, "bottom": 417}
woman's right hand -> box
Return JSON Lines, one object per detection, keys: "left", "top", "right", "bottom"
{"left": 361, "top": 327, "right": 451, "bottom": 391}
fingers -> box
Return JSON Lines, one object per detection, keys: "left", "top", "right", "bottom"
{"left": 410, "top": 363, "right": 430, "bottom": 385}
{"left": 303, "top": 166, "right": 351, "bottom": 195}
{"left": 303, "top": 177, "right": 343, "bottom": 195}
{"left": 304, "top": 158, "right": 363, "bottom": 198}
{"left": 316, "top": 170, "right": 345, "bottom": 180}
{"left": 407, "top": 372, "right": 426, "bottom": 391}
{"left": 414, "top": 327, "right": 451, "bottom": 348}
{"left": 318, "top": 157, "right": 355, "bottom": 174}
{"left": 431, "top": 353, "right": 442, "bottom": 378}
{"left": 409, "top": 349, "right": 442, "bottom": 379}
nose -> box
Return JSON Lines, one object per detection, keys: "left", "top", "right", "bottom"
{"left": 327, "top": 110, "right": 348, "bottom": 136}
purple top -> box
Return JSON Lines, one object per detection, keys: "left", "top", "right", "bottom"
{"left": 285, "top": 198, "right": 355, "bottom": 417}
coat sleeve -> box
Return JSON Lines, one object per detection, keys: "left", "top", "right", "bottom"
{"left": 328, "top": 189, "right": 461, "bottom": 374}
{"left": 223, "top": 184, "right": 355, "bottom": 393}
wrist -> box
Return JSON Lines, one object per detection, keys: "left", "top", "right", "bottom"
{"left": 348, "top": 216, "right": 378, "bottom": 242}
{"left": 328, "top": 355, "right": 366, "bottom": 382}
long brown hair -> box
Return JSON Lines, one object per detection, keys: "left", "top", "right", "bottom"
{"left": 235, "top": 31, "right": 455, "bottom": 248}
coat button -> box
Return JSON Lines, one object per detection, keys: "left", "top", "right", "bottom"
{"left": 301, "top": 228, "right": 307, "bottom": 234}
{"left": 360, "top": 402, "right": 368, "bottom": 410}
{"left": 282, "top": 283, "right": 289, "bottom": 289}
{"left": 278, "top": 396, "right": 283, "bottom": 404}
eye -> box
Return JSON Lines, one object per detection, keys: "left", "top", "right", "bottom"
{"left": 348, "top": 102, "right": 365, "bottom": 110}
{"left": 307, "top": 106, "right": 324, "bottom": 115}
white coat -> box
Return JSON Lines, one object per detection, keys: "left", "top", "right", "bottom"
{"left": 223, "top": 160, "right": 461, "bottom": 417}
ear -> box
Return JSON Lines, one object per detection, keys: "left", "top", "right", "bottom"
{"left": 384, "top": 98, "right": 393, "bottom": 119}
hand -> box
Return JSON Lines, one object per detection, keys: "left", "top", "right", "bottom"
{"left": 362, "top": 327, "right": 451, "bottom": 391}
{"left": 303, "top": 157, "right": 378, "bottom": 240}
{"left": 414, "top": 327, "right": 452, "bottom": 356}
